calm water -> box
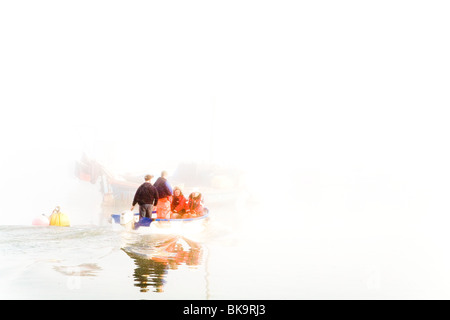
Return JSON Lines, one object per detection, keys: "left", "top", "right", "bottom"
{"left": 0, "top": 199, "right": 259, "bottom": 300}
{"left": 0, "top": 211, "right": 229, "bottom": 299}
{"left": 0, "top": 198, "right": 308, "bottom": 300}
{"left": 3, "top": 200, "right": 450, "bottom": 299}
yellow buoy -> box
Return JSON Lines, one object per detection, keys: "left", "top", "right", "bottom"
{"left": 49, "top": 206, "right": 70, "bottom": 227}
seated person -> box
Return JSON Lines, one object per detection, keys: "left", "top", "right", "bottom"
{"left": 186, "top": 189, "right": 205, "bottom": 218}
{"left": 171, "top": 186, "right": 188, "bottom": 219}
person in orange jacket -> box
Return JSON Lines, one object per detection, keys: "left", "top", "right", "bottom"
{"left": 171, "top": 186, "right": 188, "bottom": 219}
{"left": 186, "top": 189, "right": 204, "bottom": 218}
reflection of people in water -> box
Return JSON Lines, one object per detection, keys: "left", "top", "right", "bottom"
{"left": 122, "top": 236, "right": 203, "bottom": 293}
{"left": 123, "top": 251, "right": 167, "bottom": 292}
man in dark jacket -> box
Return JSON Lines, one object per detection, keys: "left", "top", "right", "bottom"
{"left": 154, "top": 170, "right": 173, "bottom": 199}
{"left": 153, "top": 170, "right": 173, "bottom": 219}
{"left": 131, "top": 174, "right": 159, "bottom": 219}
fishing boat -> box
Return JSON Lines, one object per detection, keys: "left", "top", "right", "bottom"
{"left": 111, "top": 208, "right": 210, "bottom": 235}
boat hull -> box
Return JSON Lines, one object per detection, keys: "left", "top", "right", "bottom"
{"left": 111, "top": 210, "right": 210, "bottom": 235}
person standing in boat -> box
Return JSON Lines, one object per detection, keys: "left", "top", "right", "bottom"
{"left": 131, "top": 174, "right": 159, "bottom": 219}
{"left": 154, "top": 170, "right": 173, "bottom": 219}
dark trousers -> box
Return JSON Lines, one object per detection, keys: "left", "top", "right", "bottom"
{"left": 139, "top": 204, "right": 153, "bottom": 218}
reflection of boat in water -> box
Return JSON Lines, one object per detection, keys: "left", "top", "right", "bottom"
{"left": 122, "top": 235, "right": 203, "bottom": 293}
{"left": 111, "top": 209, "right": 210, "bottom": 235}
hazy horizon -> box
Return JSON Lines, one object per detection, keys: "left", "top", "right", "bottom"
{"left": 1, "top": 0, "right": 450, "bottom": 246}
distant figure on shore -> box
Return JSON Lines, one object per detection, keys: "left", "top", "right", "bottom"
{"left": 154, "top": 170, "right": 173, "bottom": 219}
{"left": 131, "top": 174, "right": 159, "bottom": 219}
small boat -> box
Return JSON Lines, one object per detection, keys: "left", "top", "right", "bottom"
{"left": 111, "top": 208, "right": 210, "bottom": 235}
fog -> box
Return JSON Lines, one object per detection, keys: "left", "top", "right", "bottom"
{"left": 1, "top": 0, "right": 450, "bottom": 297}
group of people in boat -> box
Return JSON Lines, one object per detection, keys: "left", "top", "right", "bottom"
{"left": 130, "top": 171, "right": 205, "bottom": 220}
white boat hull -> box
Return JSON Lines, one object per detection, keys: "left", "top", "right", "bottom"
{"left": 111, "top": 210, "right": 210, "bottom": 236}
